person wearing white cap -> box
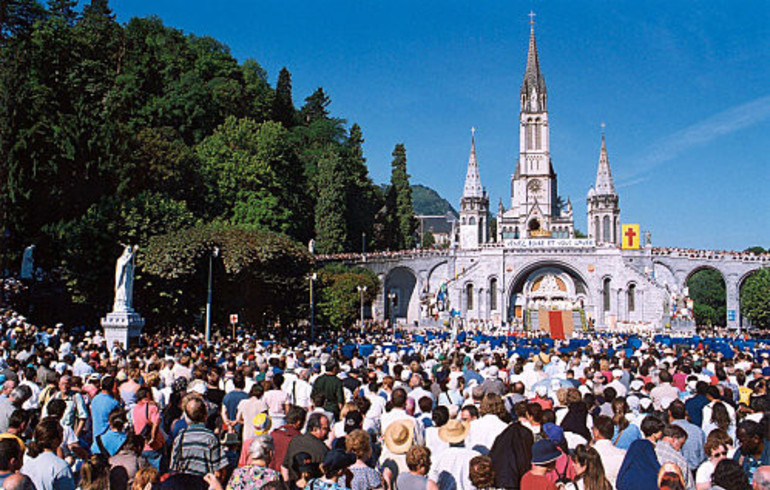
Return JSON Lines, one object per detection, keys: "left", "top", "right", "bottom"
{"left": 608, "top": 369, "right": 628, "bottom": 397}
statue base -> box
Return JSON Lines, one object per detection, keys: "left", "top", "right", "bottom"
{"left": 101, "top": 310, "right": 145, "bottom": 349}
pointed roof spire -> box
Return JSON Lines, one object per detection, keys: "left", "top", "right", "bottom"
{"left": 463, "top": 127, "right": 483, "bottom": 199}
{"left": 521, "top": 11, "right": 547, "bottom": 112}
{"left": 594, "top": 125, "right": 616, "bottom": 195}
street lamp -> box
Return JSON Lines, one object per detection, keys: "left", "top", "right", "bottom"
{"left": 362, "top": 232, "right": 366, "bottom": 259}
{"left": 309, "top": 273, "right": 317, "bottom": 341}
{"left": 357, "top": 285, "right": 367, "bottom": 334}
{"left": 388, "top": 291, "right": 397, "bottom": 341}
{"left": 205, "top": 246, "right": 220, "bottom": 344}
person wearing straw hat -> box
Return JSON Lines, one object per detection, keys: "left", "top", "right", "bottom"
{"left": 380, "top": 419, "right": 415, "bottom": 490}
{"left": 520, "top": 439, "right": 562, "bottom": 490}
{"left": 428, "top": 419, "right": 480, "bottom": 490}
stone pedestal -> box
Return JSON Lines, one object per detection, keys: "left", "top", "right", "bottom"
{"left": 101, "top": 310, "right": 144, "bottom": 349}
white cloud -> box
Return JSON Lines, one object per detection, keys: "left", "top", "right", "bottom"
{"left": 618, "top": 94, "right": 770, "bottom": 187}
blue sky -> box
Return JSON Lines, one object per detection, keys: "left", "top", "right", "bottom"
{"left": 110, "top": 1, "right": 770, "bottom": 251}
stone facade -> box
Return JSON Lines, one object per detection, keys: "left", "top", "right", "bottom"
{"left": 342, "top": 20, "right": 768, "bottom": 333}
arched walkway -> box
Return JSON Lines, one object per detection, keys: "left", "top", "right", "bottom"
{"left": 506, "top": 261, "right": 592, "bottom": 330}
{"left": 384, "top": 267, "right": 418, "bottom": 321}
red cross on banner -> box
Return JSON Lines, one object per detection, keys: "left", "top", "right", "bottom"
{"left": 622, "top": 224, "right": 640, "bottom": 249}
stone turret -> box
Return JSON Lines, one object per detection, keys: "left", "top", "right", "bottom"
{"left": 459, "top": 129, "right": 489, "bottom": 249}
{"left": 587, "top": 132, "right": 620, "bottom": 245}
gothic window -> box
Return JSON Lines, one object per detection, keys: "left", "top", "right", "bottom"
{"left": 478, "top": 219, "right": 484, "bottom": 242}
{"left": 535, "top": 119, "right": 542, "bottom": 150}
{"left": 594, "top": 217, "right": 600, "bottom": 241}
{"left": 514, "top": 227, "right": 520, "bottom": 239}
{"left": 462, "top": 217, "right": 466, "bottom": 225}
{"left": 603, "top": 216, "right": 611, "bottom": 243}
{"left": 469, "top": 217, "right": 476, "bottom": 225}
{"left": 466, "top": 284, "right": 474, "bottom": 310}
{"left": 614, "top": 217, "right": 619, "bottom": 244}
{"left": 525, "top": 121, "right": 533, "bottom": 150}
{"left": 490, "top": 278, "right": 498, "bottom": 311}
{"left": 628, "top": 284, "right": 636, "bottom": 312}
{"left": 603, "top": 278, "right": 611, "bottom": 312}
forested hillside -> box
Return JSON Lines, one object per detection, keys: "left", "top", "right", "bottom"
{"left": 0, "top": 0, "right": 415, "bottom": 324}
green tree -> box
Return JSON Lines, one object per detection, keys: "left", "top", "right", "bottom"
{"left": 389, "top": 144, "right": 417, "bottom": 249}
{"left": 343, "top": 124, "right": 381, "bottom": 252}
{"left": 422, "top": 230, "right": 436, "bottom": 248}
{"left": 741, "top": 268, "right": 770, "bottom": 329}
{"left": 314, "top": 149, "right": 347, "bottom": 254}
{"left": 272, "top": 67, "right": 295, "bottom": 128}
{"left": 316, "top": 264, "right": 379, "bottom": 329}
{"left": 300, "top": 87, "right": 330, "bottom": 124}
{"left": 687, "top": 269, "right": 726, "bottom": 327}
{"left": 141, "top": 225, "right": 312, "bottom": 327}
{"left": 574, "top": 229, "right": 588, "bottom": 238}
{"left": 745, "top": 246, "right": 767, "bottom": 255}
{"left": 197, "top": 117, "right": 311, "bottom": 240}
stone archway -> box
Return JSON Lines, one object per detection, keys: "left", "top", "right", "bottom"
{"left": 384, "top": 266, "right": 418, "bottom": 323}
{"left": 685, "top": 266, "right": 726, "bottom": 328}
{"left": 737, "top": 267, "right": 765, "bottom": 330}
{"left": 507, "top": 261, "right": 591, "bottom": 330}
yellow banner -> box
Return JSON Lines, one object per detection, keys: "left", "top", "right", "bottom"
{"left": 621, "top": 224, "right": 640, "bottom": 249}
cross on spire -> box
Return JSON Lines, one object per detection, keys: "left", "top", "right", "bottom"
{"left": 471, "top": 126, "right": 476, "bottom": 138}
{"left": 601, "top": 122, "right": 606, "bottom": 134}
{"left": 528, "top": 10, "right": 536, "bottom": 26}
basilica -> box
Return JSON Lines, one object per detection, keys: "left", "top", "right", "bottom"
{"left": 352, "top": 20, "right": 761, "bottom": 334}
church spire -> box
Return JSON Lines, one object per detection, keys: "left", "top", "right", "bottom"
{"left": 521, "top": 11, "right": 547, "bottom": 113}
{"left": 594, "top": 128, "right": 616, "bottom": 195}
{"left": 463, "top": 127, "right": 483, "bottom": 198}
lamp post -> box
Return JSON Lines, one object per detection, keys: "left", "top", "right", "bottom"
{"left": 309, "top": 273, "right": 317, "bottom": 341}
{"left": 205, "top": 246, "right": 220, "bottom": 344}
{"left": 362, "top": 232, "right": 366, "bottom": 258}
{"left": 357, "top": 285, "right": 367, "bottom": 335}
{"left": 388, "top": 291, "right": 397, "bottom": 341}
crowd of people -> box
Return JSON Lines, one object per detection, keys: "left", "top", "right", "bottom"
{"left": 651, "top": 248, "right": 769, "bottom": 262}
{"left": 0, "top": 304, "right": 768, "bottom": 490}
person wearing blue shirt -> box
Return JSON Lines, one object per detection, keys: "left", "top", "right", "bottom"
{"left": 685, "top": 381, "right": 711, "bottom": 428}
{"left": 89, "top": 376, "right": 120, "bottom": 441}
{"left": 91, "top": 408, "right": 128, "bottom": 457}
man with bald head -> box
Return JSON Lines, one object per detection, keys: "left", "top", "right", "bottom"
{"left": 754, "top": 466, "right": 770, "bottom": 490}
{"left": 2, "top": 474, "right": 33, "bottom": 490}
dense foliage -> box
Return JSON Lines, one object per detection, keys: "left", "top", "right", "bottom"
{"left": 687, "top": 269, "right": 726, "bottom": 327}
{"left": 316, "top": 264, "right": 379, "bottom": 330}
{"left": 139, "top": 225, "right": 313, "bottom": 328}
{"left": 741, "top": 268, "right": 770, "bottom": 329}
{"left": 0, "top": 0, "right": 403, "bottom": 327}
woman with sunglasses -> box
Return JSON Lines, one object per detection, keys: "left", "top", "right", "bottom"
{"left": 695, "top": 429, "right": 732, "bottom": 490}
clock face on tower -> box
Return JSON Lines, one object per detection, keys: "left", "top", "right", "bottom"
{"left": 527, "top": 179, "right": 542, "bottom": 194}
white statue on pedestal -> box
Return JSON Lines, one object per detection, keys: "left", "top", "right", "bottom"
{"left": 113, "top": 245, "right": 137, "bottom": 312}
{"left": 20, "top": 245, "right": 35, "bottom": 279}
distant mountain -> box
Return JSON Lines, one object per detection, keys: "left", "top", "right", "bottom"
{"left": 379, "top": 184, "right": 458, "bottom": 217}
{"left": 412, "top": 184, "right": 458, "bottom": 217}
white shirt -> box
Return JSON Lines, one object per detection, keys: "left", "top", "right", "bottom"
{"left": 429, "top": 446, "right": 480, "bottom": 490}
{"left": 282, "top": 377, "right": 312, "bottom": 408}
{"left": 696, "top": 460, "right": 715, "bottom": 486}
{"left": 20, "top": 380, "right": 41, "bottom": 410}
{"left": 466, "top": 414, "right": 507, "bottom": 455}
{"left": 701, "top": 401, "right": 736, "bottom": 440}
{"left": 593, "top": 439, "right": 626, "bottom": 488}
